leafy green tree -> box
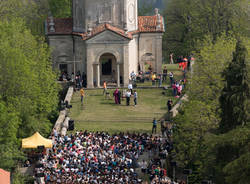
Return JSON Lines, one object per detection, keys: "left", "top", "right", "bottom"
{"left": 206, "top": 126, "right": 250, "bottom": 184}
{"left": 48, "top": 0, "right": 72, "bottom": 18}
{"left": 162, "top": 0, "right": 250, "bottom": 58}
{"left": 0, "top": 17, "right": 59, "bottom": 138}
{"left": 219, "top": 40, "right": 249, "bottom": 133}
{"left": 138, "top": 1, "right": 154, "bottom": 16}
{"left": 0, "top": 0, "right": 50, "bottom": 35}
{"left": 0, "top": 101, "right": 25, "bottom": 170}
{"left": 206, "top": 40, "right": 250, "bottom": 183}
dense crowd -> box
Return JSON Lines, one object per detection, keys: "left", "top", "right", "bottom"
{"left": 35, "top": 131, "right": 174, "bottom": 184}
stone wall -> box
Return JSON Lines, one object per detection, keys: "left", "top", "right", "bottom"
{"left": 53, "top": 87, "right": 74, "bottom": 135}
{"left": 139, "top": 33, "right": 163, "bottom": 74}
{"left": 48, "top": 35, "right": 73, "bottom": 72}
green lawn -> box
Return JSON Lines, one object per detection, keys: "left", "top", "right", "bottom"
{"left": 69, "top": 88, "right": 176, "bottom": 134}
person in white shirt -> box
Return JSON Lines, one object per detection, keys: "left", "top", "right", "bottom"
{"left": 125, "top": 90, "right": 131, "bottom": 106}
{"left": 128, "top": 83, "right": 133, "bottom": 93}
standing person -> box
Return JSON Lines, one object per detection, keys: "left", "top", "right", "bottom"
{"left": 187, "top": 55, "right": 192, "bottom": 71}
{"left": 133, "top": 90, "right": 138, "bottom": 106}
{"left": 130, "top": 71, "right": 136, "bottom": 82}
{"left": 170, "top": 53, "right": 174, "bottom": 64}
{"left": 148, "top": 65, "right": 152, "bottom": 73}
{"left": 117, "top": 89, "right": 121, "bottom": 104}
{"left": 103, "top": 81, "right": 107, "bottom": 95}
{"left": 128, "top": 83, "right": 133, "bottom": 94}
{"left": 151, "top": 72, "right": 156, "bottom": 86}
{"left": 141, "top": 160, "right": 147, "bottom": 173}
{"left": 125, "top": 90, "right": 131, "bottom": 106}
{"left": 172, "top": 81, "right": 177, "bottom": 96}
{"left": 113, "top": 88, "right": 119, "bottom": 104}
{"left": 160, "top": 119, "right": 166, "bottom": 137}
{"left": 163, "top": 66, "right": 168, "bottom": 81}
{"left": 80, "top": 88, "right": 84, "bottom": 104}
{"left": 169, "top": 72, "right": 174, "bottom": 85}
{"left": 167, "top": 99, "right": 173, "bottom": 112}
{"left": 152, "top": 118, "right": 157, "bottom": 134}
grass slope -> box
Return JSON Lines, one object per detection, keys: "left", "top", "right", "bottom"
{"left": 69, "top": 88, "right": 176, "bottom": 134}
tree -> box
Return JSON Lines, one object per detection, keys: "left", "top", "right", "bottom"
{"left": 219, "top": 40, "right": 249, "bottom": 133}
{"left": 0, "top": 0, "right": 50, "bottom": 35}
{"left": 138, "top": 0, "right": 154, "bottom": 16}
{"left": 205, "top": 40, "right": 250, "bottom": 183}
{"left": 162, "top": 0, "right": 250, "bottom": 59}
{"left": 48, "top": 0, "right": 72, "bottom": 18}
{"left": 0, "top": 101, "right": 25, "bottom": 170}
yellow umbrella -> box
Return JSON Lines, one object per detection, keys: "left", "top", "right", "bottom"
{"left": 22, "top": 132, "right": 52, "bottom": 149}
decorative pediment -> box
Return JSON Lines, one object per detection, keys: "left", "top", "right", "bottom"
{"left": 86, "top": 30, "right": 130, "bottom": 44}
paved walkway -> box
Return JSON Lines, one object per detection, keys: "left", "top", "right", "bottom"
{"left": 136, "top": 93, "right": 188, "bottom": 182}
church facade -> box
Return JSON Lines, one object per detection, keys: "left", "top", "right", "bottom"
{"left": 46, "top": 0, "right": 164, "bottom": 88}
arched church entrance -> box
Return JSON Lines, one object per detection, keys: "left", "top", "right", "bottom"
{"left": 141, "top": 53, "right": 155, "bottom": 73}
{"left": 93, "top": 53, "right": 123, "bottom": 87}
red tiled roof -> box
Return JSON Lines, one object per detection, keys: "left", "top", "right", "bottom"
{"left": 74, "top": 23, "right": 133, "bottom": 40}
{"left": 138, "top": 15, "right": 164, "bottom": 33}
{"left": 47, "top": 15, "right": 164, "bottom": 36}
{"left": 47, "top": 18, "right": 73, "bottom": 35}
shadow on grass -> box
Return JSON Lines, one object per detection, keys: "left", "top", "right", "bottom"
{"left": 100, "top": 101, "right": 119, "bottom": 105}
{"left": 89, "top": 94, "right": 103, "bottom": 97}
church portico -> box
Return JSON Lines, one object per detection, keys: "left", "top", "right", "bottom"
{"left": 91, "top": 51, "right": 123, "bottom": 88}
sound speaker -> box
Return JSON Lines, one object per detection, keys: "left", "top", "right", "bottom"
{"left": 68, "top": 120, "right": 74, "bottom": 131}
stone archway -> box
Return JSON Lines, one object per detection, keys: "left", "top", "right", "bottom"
{"left": 93, "top": 51, "right": 122, "bottom": 87}
{"left": 99, "top": 53, "right": 116, "bottom": 84}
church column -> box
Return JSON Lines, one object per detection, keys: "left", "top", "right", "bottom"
{"left": 96, "top": 64, "right": 100, "bottom": 88}
{"left": 87, "top": 61, "right": 94, "bottom": 88}
{"left": 123, "top": 44, "right": 129, "bottom": 87}
{"left": 116, "top": 63, "right": 120, "bottom": 87}
{"left": 155, "top": 34, "right": 163, "bottom": 74}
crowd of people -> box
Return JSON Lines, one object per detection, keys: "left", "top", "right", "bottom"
{"left": 59, "top": 71, "right": 87, "bottom": 89}
{"left": 34, "top": 131, "right": 176, "bottom": 184}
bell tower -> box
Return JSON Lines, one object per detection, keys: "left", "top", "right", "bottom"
{"left": 72, "top": 0, "right": 138, "bottom": 32}
{"left": 72, "top": 0, "right": 85, "bottom": 32}
{"left": 123, "top": 0, "right": 138, "bottom": 31}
